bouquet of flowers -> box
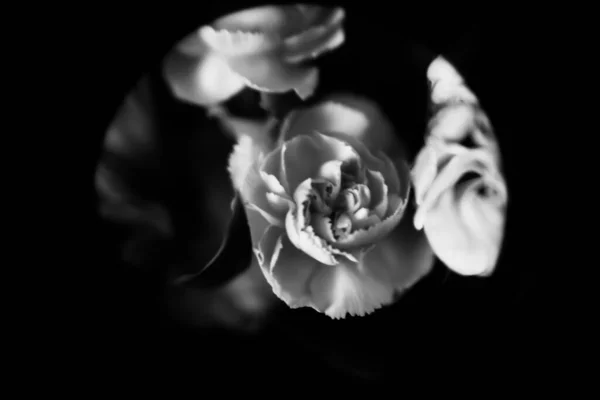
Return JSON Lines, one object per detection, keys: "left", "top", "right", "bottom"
{"left": 96, "top": 4, "right": 508, "bottom": 339}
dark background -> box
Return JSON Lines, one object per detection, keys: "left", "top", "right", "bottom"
{"left": 71, "top": 1, "right": 554, "bottom": 389}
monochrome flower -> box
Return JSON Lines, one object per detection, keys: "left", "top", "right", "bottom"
{"left": 163, "top": 4, "right": 345, "bottom": 106}
{"left": 229, "top": 95, "right": 434, "bottom": 319}
{"left": 411, "top": 57, "right": 508, "bottom": 277}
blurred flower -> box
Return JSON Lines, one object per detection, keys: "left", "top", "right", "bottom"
{"left": 411, "top": 56, "right": 508, "bottom": 277}
{"left": 163, "top": 4, "right": 345, "bottom": 107}
{"left": 229, "top": 95, "right": 434, "bottom": 319}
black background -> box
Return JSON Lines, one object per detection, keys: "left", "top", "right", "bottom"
{"left": 67, "top": 1, "right": 561, "bottom": 390}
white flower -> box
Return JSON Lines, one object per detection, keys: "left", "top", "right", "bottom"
{"left": 411, "top": 56, "right": 508, "bottom": 277}
{"left": 229, "top": 94, "right": 434, "bottom": 319}
{"left": 163, "top": 4, "right": 345, "bottom": 106}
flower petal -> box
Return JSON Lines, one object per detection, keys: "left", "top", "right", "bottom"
{"left": 211, "top": 5, "right": 309, "bottom": 39}
{"left": 259, "top": 170, "right": 287, "bottom": 197}
{"left": 411, "top": 145, "right": 438, "bottom": 206}
{"left": 228, "top": 136, "right": 278, "bottom": 245}
{"left": 308, "top": 257, "right": 395, "bottom": 319}
{"left": 279, "top": 132, "right": 359, "bottom": 194}
{"left": 334, "top": 195, "right": 407, "bottom": 250}
{"left": 286, "top": 179, "right": 358, "bottom": 265}
{"left": 285, "top": 180, "right": 338, "bottom": 265}
{"left": 315, "top": 160, "right": 343, "bottom": 200}
{"left": 429, "top": 103, "right": 476, "bottom": 142}
{"left": 359, "top": 203, "right": 435, "bottom": 293}
{"left": 422, "top": 176, "right": 506, "bottom": 276}
{"left": 199, "top": 26, "right": 276, "bottom": 56}
{"left": 365, "top": 169, "right": 388, "bottom": 219}
{"left": 279, "top": 102, "right": 402, "bottom": 194}
{"left": 311, "top": 214, "right": 336, "bottom": 242}
{"left": 256, "top": 224, "right": 285, "bottom": 269}
{"left": 283, "top": 7, "right": 345, "bottom": 63}
{"left": 266, "top": 192, "right": 293, "bottom": 214}
{"left": 227, "top": 54, "right": 320, "bottom": 100}
{"left": 427, "top": 56, "right": 478, "bottom": 105}
{"left": 260, "top": 143, "right": 290, "bottom": 193}
{"left": 175, "top": 30, "right": 208, "bottom": 56}
{"left": 268, "top": 234, "right": 321, "bottom": 308}
{"left": 413, "top": 149, "right": 498, "bottom": 230}
{"left": 163, "top": 50, "right": 246, "bottom": 106}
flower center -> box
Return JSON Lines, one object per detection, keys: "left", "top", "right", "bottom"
{"left": 308, "top": 179, "right": 374, "bottom": 241}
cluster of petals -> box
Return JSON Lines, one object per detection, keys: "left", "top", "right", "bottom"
{"left": 163, "top": 4, "right": 345, "bottom": 106}
{"left": 411, "top": 57, "right": 508, "bottom": 277}
{"left": 229, "top": 95, "right": 434, "bottom": 318}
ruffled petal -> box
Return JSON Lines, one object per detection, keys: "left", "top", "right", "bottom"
{"left": 308, "top": 256, "right": 395, "bottom": 319}
{"left": 163, "top": 50, "right": 246, "bottom": 106}
{"left": 334, "top": 195, "right": 407, "bottom": 250}
{"left": 226, "top": 54, "right": 320, "bottom": 100}
{"left": 286, "top": 179, "right": 358, "bottom": 265}
{"left": 311, "top": 214, "right": 336, "bottom": 242}
{"left": 268, "top": 234, "right": 321, "bottom": 308}
{"left": 422, "top": 176, "right": 506, "bottom": 276}
{"left": 199, "top": 26, "right": 277, "bottom": 56}
{"left": 211, "top": 5, "right": 309, "bottom": 39}
{"left": 279, "top": 132, "right": 359, "bottom": 194}
{"left": 279, "top": 103, "right": 402, "bottom": 194}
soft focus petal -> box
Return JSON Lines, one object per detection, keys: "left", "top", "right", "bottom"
{"left": 429, "top": 103, "right": 476, "bottom": 141}
{"left": 334, "top": 195, "right": 407, "bottom": 250}
{"left": 268, "top": 235, "right": 321, "bottom": 308}
{"left": 283, "top": 7, "right": 345, "bottom": 63}
{"left": 279, "top": 132, "right": 359, "bottom": 194}
{"left": 175, "top": 30, "right": 208, "bottom": 56}
{"left": 413, "top": 149, "right": 497, "bottom": 230}
{"left": 228, "top": 136, "right": 277, "bottom": 245}
{"left": 227, "top": 54, "right": 320, "bottom": 100}
{"left": 308, "top": 257, "right": 395, "bottom": 319}
{"left": 199, "top": 27, "right": 276, "bottom": 56}
{"left": 427, "top": 56, "right": 478, "bottom": 105}
{"left": 360, "top": 204, "right": 435, "bottom": 293}
{"left": 163, "top": 50, "right": 245, "bottom": 106}
{"left": 411, "top": 146, "right": 438, "bottom": 206}
{"left": 422, "top": 176, "right": 506, "bottom": 276}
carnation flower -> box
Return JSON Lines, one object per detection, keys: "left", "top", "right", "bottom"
{"left": 229, "top": 94, "right": 434, "bottom": 318}
{"left": 163, "top": 4, "right": 345, "bottom": 106}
